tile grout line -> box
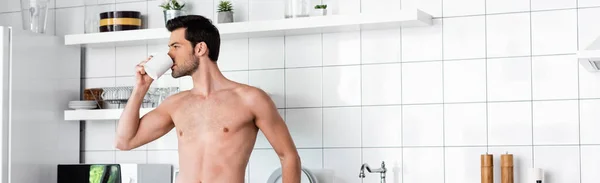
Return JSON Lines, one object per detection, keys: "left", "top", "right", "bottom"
{"left": 484, "top": 0, "right": 489, "bottom": 154}
{"left": 8, "top": 2, "right": 600, "bottom": 13}
{"left": 53, "top": 0, "right": 57, "bottom": 36}
{"left": 439, "top": 6, "right": 596, "bottom": 19}
{"left": 398, "top": 12, "right": 404, "bottom": 183}
{"left": 0, "top": 4, "right": 589, "bottom": 20}
{"left": 441, "top": 0, "right": 446, "bottom": 182}
{"left": 359, "top": 22, "right": 364, "bottom": 173}
{"left": 529, "top": 0, "right": 535, "bottom": 168}
{"left": 82, "top": 52, "right": 578, "bottom": 80}
{"left": 400, "top": 26, "right": 405, "bottom": 183}
{"left": 576, "top": 0, "right": 583, "bottom": 181}
{"left": 320, "top": 32, "right": 325, "bottom": 170}
{"left": 75, "top": 98, "right": 600, "bottom": 110}
{"left": 114, "top": 26, "right": 118, "bottom": 163}
{"left": 359, "top": 2, "right": 362, "bottom": 183}
{"left": 246, "top": 0, "right": 250, "bottom": 24}
{"left": 199, "top": 52, "right": 576, "bottom": 72}
{"left": 83, "top": 143, "right": 594, "bottom": 152}
{"left": 79, "top": 143, "right": 596, "bottom": 152}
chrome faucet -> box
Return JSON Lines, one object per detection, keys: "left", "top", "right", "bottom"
{"left": 359, "top": 161, "right": 387, "bottom": 183}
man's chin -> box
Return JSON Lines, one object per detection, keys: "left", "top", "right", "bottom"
{"left": 171, "top": 72, "right": 183, "bottom": 78}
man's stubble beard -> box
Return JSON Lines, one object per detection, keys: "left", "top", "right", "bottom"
{"left": 172, "top": 57, "right": 199, "bottom": 78}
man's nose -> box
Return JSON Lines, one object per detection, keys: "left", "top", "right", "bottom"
{"left": 167, "top": 52, "right": 174, "bottom": 60}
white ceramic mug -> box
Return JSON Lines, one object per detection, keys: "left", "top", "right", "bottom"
{"left": 144, "top": 53, "right": 173, "bottom": 80}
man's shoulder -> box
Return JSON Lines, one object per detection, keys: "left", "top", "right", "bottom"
{"left": 161, "top": 90, "right": 189, "bottom": 104}
{"left": 233, "top": 85, "right": 271, "bottom": 105}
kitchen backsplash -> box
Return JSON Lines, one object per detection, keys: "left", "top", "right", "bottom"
{"left": 2, "top": 0, "right": 600, "bottom": 182}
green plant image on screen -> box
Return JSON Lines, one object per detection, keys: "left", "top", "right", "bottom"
{"left": 89, "top": 165, "right": 120, "bottom": 183}
{"left": 108, "top": 165, "right": 118, "bottom": 183}
{"left": 89, "top": 165, "right": 104, "bottom": 183}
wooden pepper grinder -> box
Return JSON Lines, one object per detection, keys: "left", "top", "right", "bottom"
{"left": 501, "top": 153, "right": 514, "bottom": 183}
{"left": 481, "top": 153, "right": 494, "bottom": 183}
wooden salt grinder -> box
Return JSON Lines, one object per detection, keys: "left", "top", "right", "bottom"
{"left": 501, "top": 153, "right": 514, "bottom": 183}
{"left": 482, "top": 154, "right": 494, "bottom": 183}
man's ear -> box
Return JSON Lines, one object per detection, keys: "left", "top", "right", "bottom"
{"left": 194, "top": 42, "right": 208, "bottom": 57}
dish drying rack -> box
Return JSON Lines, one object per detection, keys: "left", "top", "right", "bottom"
{"left": 84, "top": 86, "right": 180, "bottom": 109}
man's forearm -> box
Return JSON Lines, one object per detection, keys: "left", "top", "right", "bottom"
{"left": 115, "top": 85, "right": 149, "bottom": 149}
{"left": 281, "top": 154, "right": 301, "bottom": 183}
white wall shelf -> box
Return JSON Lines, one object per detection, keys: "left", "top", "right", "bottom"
{"left": 65, "top": 9, "right": 432, "bottom": 48}
{"left": 64, "top": 108, "right": 154, "bottom": 121}
{"left": 578, "top": 36, "right": 600, "bottom": 72}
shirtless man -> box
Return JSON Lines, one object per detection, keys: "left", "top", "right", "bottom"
{"left": 115, "top": 15, "right": 301, "bottom": 183}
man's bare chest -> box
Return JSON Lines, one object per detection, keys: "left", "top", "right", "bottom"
{"left": 170, "top": 97, "right": 254, "bottom": 137}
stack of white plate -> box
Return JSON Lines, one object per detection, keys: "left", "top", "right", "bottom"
{"left": 68, "top": 101, "right": 98, "bottom": 110}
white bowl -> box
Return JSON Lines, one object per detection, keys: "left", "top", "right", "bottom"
{"left": 69, "top": 106, "right": 96, "bottom": 110}
{"left": 69, "top": 101, "right": 97, "bottom": 105}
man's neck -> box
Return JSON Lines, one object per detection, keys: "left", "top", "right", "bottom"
{"left": 189, "top": 59, "right": 230, "bottom": 96}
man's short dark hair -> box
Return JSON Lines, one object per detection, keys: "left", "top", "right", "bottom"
{"left": 166, "top": 15, "right": 221, "bottom": 62}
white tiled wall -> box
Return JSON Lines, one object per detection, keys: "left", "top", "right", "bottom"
{"left": 2, "top": 0, "right": 600, "bottom": 182}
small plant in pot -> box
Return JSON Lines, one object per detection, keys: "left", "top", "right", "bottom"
{"left": 218, "top": 0, "right": 234, "bottom": 23}
{"left": 314, "top": 4, "right": 327, "bottom": 16}
{"left": 160, "top": 0, "right": 186, "bottom": 24}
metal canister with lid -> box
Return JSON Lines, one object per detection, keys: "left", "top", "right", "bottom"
{"left": 99, "top": 11, "right": 142, "bottom": 32}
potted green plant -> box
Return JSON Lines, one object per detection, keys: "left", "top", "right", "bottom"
{"left": 314, "top": 4, "right": 327, "bottom": 16}
{"left": 160, "top": 0, "right": 186, "bottom": 24}
{"left": 217, "top": 0, "right": 234, "bottom": 23}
